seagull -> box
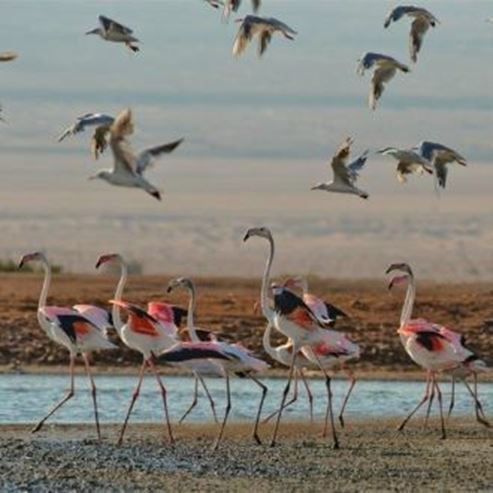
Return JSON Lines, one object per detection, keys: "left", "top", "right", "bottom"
{"left": 58, "top": 113, "right": 115, "bottom": 158}
{"left": 204, "top": 0, "right": 224, "bottom": 8}
{"left": 0, "top": 51, "right": 18, "bottom": 62}
{"left": 416, "top": 141, "right": 467, "bottom": 189}
{"left": 357, "top": 52, "right": 410, "bottom": 110}
{"left": 378, "top": 147, "right": 433, "bottom": 183}
{"left": 86, "top": 16, "right": 140, "bottom": 53}
{"left": 384, "top": 6, "right": 439, "bottom": 63}
{"left": 311, "top": 137, "right": 370, "bottom": 199}
{"left": 233, "top": 16, "right": 297, "bottom": 57}
{"left": 89, "top": 108, "right": 184, "bottom": 201}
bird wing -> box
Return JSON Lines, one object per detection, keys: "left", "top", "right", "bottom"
{"left": 109, "top": 300, "right": 162, "bottom": 337}
{"left": 251, "top": 0, "right": 261, "bottom": 12}
{"left": 347, "top": 149, "right": 369, "bottom": 181}
{"left": 369, "top": 66, "right": 396, "bottom": 110}
{"left": 258, "top": 30, "right": 272, "bottom": 56}
{"left": 57, "top": 113, "right": 114, "bottom": 143}
{"left": 410, "top": 17, "right": 430, "bottom": 63}
{"left": 0, "top": 51, "right": 18, "bottom": 62}
{"left": 383, "top": 6, "right": 412, "bottom": 27}
{"left": 233, "top": 18, "right": 254, "bottom": 56}
{"left": 135, "top": 138, "right": 184, "bottom": 175}
{"left": 266, "top": 17, "right": 297, "bottom": 36}
{"left": 109, "top": 109, "right": 138, "bottom": 175}
{"left": 99, "top": 15, "right": 133, "bottom": 35}
{"left": 274, "top": 289, "right": 324, "bottom": 331}
{"left": 330, "top": 137, "right": 353, "bottom": 185}
{"left": 73, "top": 304, "right": 113, "bottom": 334}
{"left": 434, "top": 159, "right": 448, "bottom": 189}
{"left": 91, "top": 124, "right": 112, "bottom": 160}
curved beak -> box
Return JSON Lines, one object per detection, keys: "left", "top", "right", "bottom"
{"left": 243, "top": 231, "right": 251, "bottom": 242}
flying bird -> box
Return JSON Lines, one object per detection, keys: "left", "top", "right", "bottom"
{"left": 384, "top": 6, "right": 439, "bottom": 63}
{"left": 58, "top": 113, "right": 115, "bottom": 158}
{"left": 357, "top": 52, "right": 410, "bottom": 110}
{"left": 311, "top": 137, "right": 370, "bottom": 199}
{"left": 88, "top": 108, "right": 184, "bottom": 201}
{"left": 378, "top": 146, "right": 433, "bottom": 183}
{"left": 86, "top": 15, "right": 140, "bottom": 53}
{"left": 0, "top": 51, "right": 18, "bottom": 62}
{"left": 416, "top": 141, "right": 467, "bottom": 189}
{"left": 233, "top": 16, "right": 297, "bottom": 57}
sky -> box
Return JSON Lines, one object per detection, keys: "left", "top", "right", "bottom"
{"left": 0, "top": 1, "right": 492, "bottom": 280}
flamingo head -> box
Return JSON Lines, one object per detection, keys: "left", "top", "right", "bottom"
{"left": 18, "top": 251, "right": 46, "bottom": 269}
{"left": 387, "top": 274, "right": 409, "bottom": 291}
{"left": 166, "top": 277, "right": 194, "bottom": 294}
{"left": 385, "top": 262, "right": 413, "bottom": 276}
{"left": 243, "top": 226, "right": 273, "bottom": 242}
{"left": 95, "top": 253, "right": 120, "bottom": 269}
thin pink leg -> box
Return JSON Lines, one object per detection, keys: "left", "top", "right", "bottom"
{"left": 424, "top": 378, "right": 436, "bottom": 428}
{"left": 211, "top": 373, "right": 231, "bottom": 452}
{"left": 248, "top": 375, "right": 268, "bottom": 445}
{"left": 82, "top": 353, "right": 101, "bottom": 440}
{"left": 398, "top": 372, "right": 431, "bottom": 432}
{"left": 262, "top": 370, "right": 299, "bottom": 424}
{"left": 198, "top": 374, "right": 219, "bottom": 424}
{"left": 299, "top": 369, "right": 314, "bottom": 423}
{"left": 433, "top": 378, "right": 446, "bottom": 439}
{"left": 117, "top": 359, "right": 146, "bottom": 446}
{"left": 338, "top": 370, "right": 356, "bottom": 428}
{"left": 32, "top": 353, "right": 76, "bottom": 433}
{"left": 148, "top": 358, "right": 175, "bottom": 444}
{"left": 179, "top": 375, "right": 199, "bottom": 424}
{"left": 447, "top": 376, "right": 456, "bottom": 420}
{"left": 464, "top": 376, "right": 490, "bottom": 427}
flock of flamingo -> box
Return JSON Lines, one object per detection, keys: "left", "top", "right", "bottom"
{"left": 1, "top": 1, "right": 490, "bottom": 451}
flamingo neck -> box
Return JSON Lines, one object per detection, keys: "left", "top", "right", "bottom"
{"left": 400, "top": 275, "right": 416, "bottom": 327}
{"left": 112, "top": 259, "right": 128, "bottom": 336}
{"left": 262, "top": 323, "right": 277, "bottom": 360}
{"left": 260, "top": 236, "right": 275, "bottom": 321}
{"left": 186, "top": 284, "right": 199, "bottom": 342}
{"left": 37, "top": 258, "right": 52, "bottom": 310}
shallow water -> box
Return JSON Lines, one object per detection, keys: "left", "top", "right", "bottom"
{"left": 0, "top": 374, "right": 491, "bottom": 424}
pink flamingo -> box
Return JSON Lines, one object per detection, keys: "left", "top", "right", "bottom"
{"left": 165, "top": 277, "right": 269, "bottom": 450}
{"left": 282, "top": 277, "right": 359, "bottom": 427}
{"left": 95, "top": 253, "right": 219, "bottom": 444}
{"left": 387, "top": 262, "right": 467, "bottom": 438}
{"left": 244, "top": 226, "right": 341, "bottom": 448}
{"left": 19, "top": 251, "right": 116, "bottom": 439}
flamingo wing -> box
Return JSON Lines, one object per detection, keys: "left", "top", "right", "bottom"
{"left": 159, "top": 343, "right": 231, "bottom": 363}
{"left": 415, "top": 331, "right": 447, "bottom": 352}
{"left": 274, "top": 289, "right": 323, "bottom": 330}
{"left": 109, "top": 300, "right": 161, "bottom": 337}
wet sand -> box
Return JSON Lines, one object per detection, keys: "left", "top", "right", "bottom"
{"left": 0, "top": 273, "right": 491, "bottom": 378}
{"left": 1, "top": 420, "right": 492, "bottom": 492}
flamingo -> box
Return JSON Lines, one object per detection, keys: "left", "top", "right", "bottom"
{"left": 311, "top": 137, "right": 370, "bottom": 199}
{"left": 233, "top": 16, "right": 297, "bottom": 57}
{"left": 243, "top": 227, "right": 340, "bottom": 448}
{"left": 86, "top": 15, "right": 140, "bottom": 53}
{"left": 282, "top": 277, "right": 359, "bottom": 427}
{"left": 384, "top": 6, "right": 439, "bottom": 63}
{"left": 95, "top": 254, "right": 219, "bottom": 443}
{"left": 88, "top": 108, "right": 184, "bottom": 201}
{"left": 166, "top": 277, "right": 269, "bottom": 450}
{"left": 386, "top": 263, "right": 469, "bottom": 438}
{"left": 357, "top": 52, "right": 410, "bottom": 110}
{"left": 18, "top": 252, "right": 116, "bottom": 439}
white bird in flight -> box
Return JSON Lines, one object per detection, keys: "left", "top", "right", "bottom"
{"left": 311, "top": 137, "right": 370, "bottom": 199}
{"left": 86, "top": 16, "right": 140, "bottom": 53}
{"left": 378, "top": 147, "right": 433, "bottom": 183}
{"left": 0, "top": 51, "right": 18, "bottom": 62}
{"left": 416, "top": 141, "right": 467, "bottom": 189}
{"left": 384, "top": 6, "right": 439, "bottom": 63}
{"left": 89, "top": 108, "right": 184, "bottom": 201}
{"left": 233, "top": 16, "right": 297, "bottom": 57}
{"left": 357, "top": 52, "right": 410, "bottom": 110}
{"left": 205, "top": 1, "right": 262, "bottom": 21}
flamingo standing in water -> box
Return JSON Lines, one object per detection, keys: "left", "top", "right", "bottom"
{"left": 244, "top": 227, "right": 341, "bottom": 448}
{"left": 165, "top": 277, "right": 269, "bottom": 450}
{"left": 95, "top": 254, "right": 219, "bottom": 443}
{"left": 386, "top": 263, "right": 471, "bottom": 438}
{"left": 282, "top": 277, "right": 359, "bottom": 427}
{"left": 18, "top": 252, "right": 116, "bottom": 438}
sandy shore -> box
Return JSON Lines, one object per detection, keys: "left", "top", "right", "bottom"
{"left": 0, "top": 273, "right": 492, "bottom": 377}
{"left": 1, "top": 420, "right": 492, "bottom": 492}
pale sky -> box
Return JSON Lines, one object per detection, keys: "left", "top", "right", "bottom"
{"left": 0, "top": 1, "right": 492, "bottom": 279}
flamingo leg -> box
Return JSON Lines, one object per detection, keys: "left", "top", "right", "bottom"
{"left": 148, "top": 358, "right": 175, "bottom": 444}
{"left": 197, "top": 373, "right": 219, "bottom": 424}
{"left": 178, "top": 375, "right": 199, "bottom": 424}
{"left": 433, "top": 378, "right": 446, "bottom": 439}
{"left": 32, "top": 353, "right": 76, "bottom": 434}
{"left": 398, "top": 372, "right": 432, "bottom": 432}
{"left": 447, "top": 376, "right": 456, "bottom": 420}
{"left": 312, "top": 353, "right": 339, "bottom": 449}
{"left": 211, "top": 373, "right": 231, "bottom": 452}
{"left": 262, "top": 370, "right": 299, "bottom": 424}
{"left": 117, "top": 359, "right": 146, "bottom": 446}
{"left": 464, "top": 377, "right": 490, "bottom": 427}
{"left": 424, "top": 378, "right": 436, "bottom": 428}
{"left": 82, "top": 353, "right": 101, "bottom": 440}
{"left": 248, "top": 375, "right": 268, "bottom": 445}
{"left": 299, "top": 369, "right": 314, "bottom": 423}
{"left": 270, "top": 349, "right": 297, "bottom": 447}
{"left": 338, "top": 370, "right": 356, "bottom": 428}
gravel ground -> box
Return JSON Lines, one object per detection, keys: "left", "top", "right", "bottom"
{"left": 1, "top": 420, "right": 492, "bottom": 492}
